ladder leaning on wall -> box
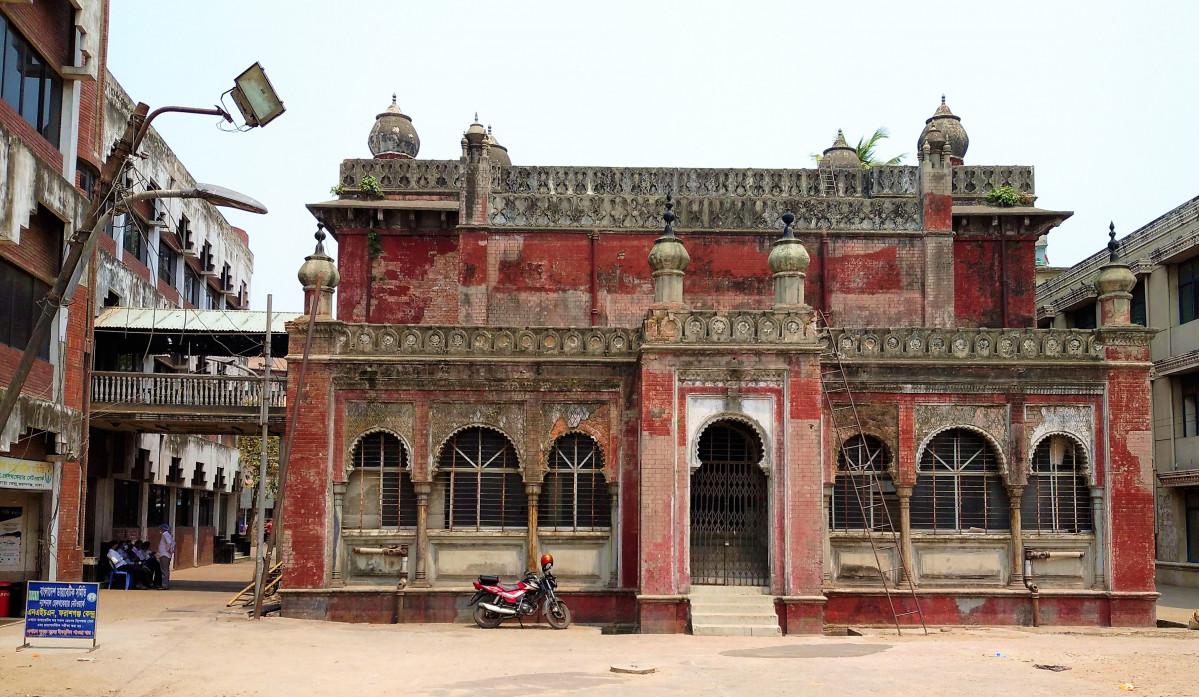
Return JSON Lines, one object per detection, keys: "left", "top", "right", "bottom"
{"left": 817, "top": 311, "right": 927, "bottom": 635}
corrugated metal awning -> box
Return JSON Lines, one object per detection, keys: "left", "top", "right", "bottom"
{"left": 95, "top": 308, "right": 302, "bottom": 333}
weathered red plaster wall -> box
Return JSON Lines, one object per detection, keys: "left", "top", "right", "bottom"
{"left": 1104, "top": 360, "right": 1155, "bottom": 602}
{"left": 281, "top": 360, "right": 333, "bottom": 589}
{"left": 954, "top": 239, "right": 1038, "bottom": 328}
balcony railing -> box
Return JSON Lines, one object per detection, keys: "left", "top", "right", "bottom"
{"left": 91, "top": 372, "right": 287, "bottom": 409}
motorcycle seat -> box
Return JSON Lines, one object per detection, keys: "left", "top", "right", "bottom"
{"left": 499, "top": 583, "right": 522, "bottom": 591}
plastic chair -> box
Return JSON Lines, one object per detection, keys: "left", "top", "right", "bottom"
{"left": 109, "top": 568, "right": 133, "bottom": 590}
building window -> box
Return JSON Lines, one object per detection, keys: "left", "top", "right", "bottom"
{"left": 175, "top": 489, "right": 194, "bottom": 526}
{"left": 183, "top": 266, "right": 201, "bottom": 307}
{"left": 1180, "top": 258, "right": 1199, "bottom": 325}
{"left": 1021, "top": 436, "right": 1092, "bottom": 533}
{"left": 912, "top": 428, "right": 1010, "bottom": 532}
{"left": 345, "top": 431, "right": 416, "bottom": 529}
{"left": 539, "top": 433, "right": 610, "bottom": 531}
{"left": 437, "top": 427, "right": 525, "bottom": 530}
{"left": 122, "top": 218, "right": 149, "bottom": 265}
{"left": 1130, "top": 279, "right": 1147, "bottom": 327}
{"left": 830, "top": 435, "right": 898, "bottom": 532}
{"left": 1181, "top": 374, "right": 1199, "bottom": 438}
{"left": 197, "top": 490, "right": 214, "bottom": 527}
{"left": 112, "top": 479, "right": 141, "bottom": 528}
{"left": 205, "top": 284, "right": 220, "bottom": 310}
{"left": 77, "top": 160, "right": 98, "bottom": 196}
{"left": 0, "top": 256, "right": 51, "bottom": 359}
{"left": 158, "top": 244, "right": 177, "bottom": 285}
{"left": 147, "top": 485, "right": 170, "bottom": 527}
{"left": 0, "top": 15, "right": 63, "bottom": 145}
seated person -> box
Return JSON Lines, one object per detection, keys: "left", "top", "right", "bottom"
{"left": 106, "top": 541, "right": 150, "bottom": 588}
{"left": 138, "top": 540, "right": 163, "bottom": 588}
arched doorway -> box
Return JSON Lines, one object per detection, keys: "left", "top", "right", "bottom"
{"left": 690, "top": 420, "right": 769, "bottom": 586}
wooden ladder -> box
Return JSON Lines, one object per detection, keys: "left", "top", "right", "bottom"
{"left": 817, "top": 311, "right": 927, "bottom": 635}
{"left": 820, "top": 168, "right": 837, "bottom": 197}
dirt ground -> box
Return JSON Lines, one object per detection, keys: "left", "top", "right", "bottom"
{"left": 1, "top": 563, "right": 1197, "bottom": 697}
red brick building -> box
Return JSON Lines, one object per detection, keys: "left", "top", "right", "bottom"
{"left": 0, "top": 0, "right": 105, "bottom": 590}
{"left": 281, "top": 98, "right": 1157, "bottom": 632}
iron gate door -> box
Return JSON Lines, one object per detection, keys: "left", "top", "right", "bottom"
{"left": 689, "top": 422, "right": 769, "bottom": 586}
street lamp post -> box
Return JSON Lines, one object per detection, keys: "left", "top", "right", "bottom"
{"left": 0, "top": 65, "right": 284, "bottom": 443}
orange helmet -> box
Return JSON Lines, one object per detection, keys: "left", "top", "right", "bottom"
{"left": 540, "top": 553, "right": 554, "bottom": 570}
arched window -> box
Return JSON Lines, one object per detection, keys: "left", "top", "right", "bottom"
{"left": 345, "top": 432, "right": 417, "bottom": 528}
{"left": 539, "top": 433, "right": 610, "bottom": 531}
{"left": 438, "top": 427, "right": 525, "bottom": 530}
{"left": 912, "top": 429, "right": 1010, "bottom": 532}
{"left": 1021, "top": 435, "right": 1092, "bottom": 533}
{"left": 830, "top": 435, "right": 897, "bottom": 531}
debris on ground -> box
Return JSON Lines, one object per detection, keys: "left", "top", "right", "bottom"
{"left": 1032, "top": 664, "right": 1070, "bottom": 672}
{"left": 1118, "top": 683, "right": 1136, "bottom": 691}
{"left": 611, "top": 664, "right": 656, "bottom": 674}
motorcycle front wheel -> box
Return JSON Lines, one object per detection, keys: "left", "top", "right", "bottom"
{"left": 473, "top": 603, "right": 504, "bottom": 629}
{"left": 544, "top": 599, "right": 571, "bottom": 629}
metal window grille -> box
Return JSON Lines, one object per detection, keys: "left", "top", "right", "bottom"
{"left": 911, "top": 429, "right": 1010, "bottom": 532}
{"left": 539, "top": 433, "right": 611, "bottom": 531}
{"left": 346, "top": 432, "right": 416, "bottom": 528}
{"left": 830, "top": 435, "right": 898, "bottom": 532}
{"left": 1021, "top": 435, "right": 1092, "bottom": 533}
{"left": 438, "top": 427, "right": 526, "bottom": 531}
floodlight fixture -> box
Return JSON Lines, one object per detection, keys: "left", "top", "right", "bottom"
{"left": 230, "top": 62, "right": 285, "bottom": 128}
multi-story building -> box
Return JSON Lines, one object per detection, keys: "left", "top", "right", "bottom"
{"left": 1037, "top": 195, "right": 1199, "bottom": 589}
{"left": 81, "top": 72, "right": 255, "bottom": 572}
{"left": 278, "top": 97, "right": 1157, "bottom": 632}
{"left": 0, "top": 0, "right": 105, "bottom": 589}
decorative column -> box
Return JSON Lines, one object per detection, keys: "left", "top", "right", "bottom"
{"left": 608, "top": 480, "right": 620, "bottom": 587}
{"left": 647, "top": 194, "right": 689, "bottom": 307}
{"left": 1089, "top": 486, "right": 1106, "bottom": 589}
{"left": 896, "top": 486, "right": 915, "bottom": 584}
{"left": 1007, "top": 484, "right": 1025, "bottom": 587}
{"left": 822, "top": 483, "right": 834, "bottom": 586}
{"left": 768, "top": 210, "right": 811, "bottom": 310}
{"left": 525, "top": 483, "right": 541, "bottom": 572}
{"left": 331, "top": 481, "right": 346, "bottom": 587}
{"left": 412, "top": 482, "right": 431, "bottom": 587}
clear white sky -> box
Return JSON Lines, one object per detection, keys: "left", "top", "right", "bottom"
{"left": 108, "top": 1, "right": 1199, "bottom": 313}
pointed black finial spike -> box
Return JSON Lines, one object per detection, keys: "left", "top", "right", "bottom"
{"left": 941, "top": 94, "right": 946, "bottom": 105}
{"left": 781, "top": 210, "right": 795, "bottom": 239}
{"left": 662, "top": 192, "right": 676, "bottom": 237}
{"left": 391, "top": 93, "right": 397, "bottom": 105}
{"left": 1107, "top": 221, "right": 1120, "bottom": 262}
{"left": 314, "top": 223, "right": 327, "bottom": 255}
{"left": 474, "top": 111, "right": 479, "bottom": 123}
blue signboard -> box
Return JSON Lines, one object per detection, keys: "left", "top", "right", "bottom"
{"left": 21, "top": 581, "right": 98, "bottom": 650}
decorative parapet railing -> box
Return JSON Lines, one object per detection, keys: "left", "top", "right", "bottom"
{"left": 338, "top": 159, "right": 464, "bottom": 193}
{"left": 328, "top": 323, "right": 640, "bottom": 358}
{"left": 486, "top": 194, "right": 922, "bottom": 231}
{"left": 823, "top": 327, "right": 1103, "bottom": 362}
{"left": 490, "top": 166, "right": 920, "bottom": 199}
{"left": 951, "top": 166, "right": 1035, "bottom": 198}
{"left": 641, "top": 309, "right": 820, "bottom": 346}
{"left": 91, "top": 372, "right": 287, "bottom": 409}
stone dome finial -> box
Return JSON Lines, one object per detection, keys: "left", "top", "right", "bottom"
{"left": 484, "top": 124, "right": 511, "bottom": 166}
{"left": 648, "top": 193, "right": 689, "bottom": 306}
{"left": 368, "top": 94, "right": 420, "bottom": 159}
{"left": 918, "top": 94, "right": 968, "bottom": 162}
{"left": 464, "top": 114, "right": 487, "bottom": 145}
{"left": 1095, "top": 222, "right": 1136, "bottom": 300}
{"left": 819, "top": 130, "right": 863, "bottom": 169}
{"left": 297, "top": 224, "right": 340, "bottom": 293}
{"left": 768, "top": 210, "right": 810, "bottom": 274}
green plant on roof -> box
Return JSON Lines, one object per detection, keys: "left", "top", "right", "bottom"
{"left": 987, "top": 185, "right": 1021, "bottom": 207}
{"left": 359, "top": 175, "right": 383, "bottom": 199}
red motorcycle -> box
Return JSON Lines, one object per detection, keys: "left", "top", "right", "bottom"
{"left": 469, "top": 553, "right": 571, "bottom": 629}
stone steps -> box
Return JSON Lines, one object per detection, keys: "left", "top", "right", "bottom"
{"left": 689, "top": 585, "right": 781, "bottom": 637}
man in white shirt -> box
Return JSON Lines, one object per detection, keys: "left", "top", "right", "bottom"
{"left": 156, "top": 524, "right": 175, "bottom": 590}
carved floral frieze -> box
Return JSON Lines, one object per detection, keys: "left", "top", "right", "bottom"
{"left": 342, "top": 401, "right": 416, "bottom": 474}
{"left": 824, "top": 327, "right": 1103, "bottom": 362}
{"left": 329, "top": 323, "right": 639, "bottom": 358}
